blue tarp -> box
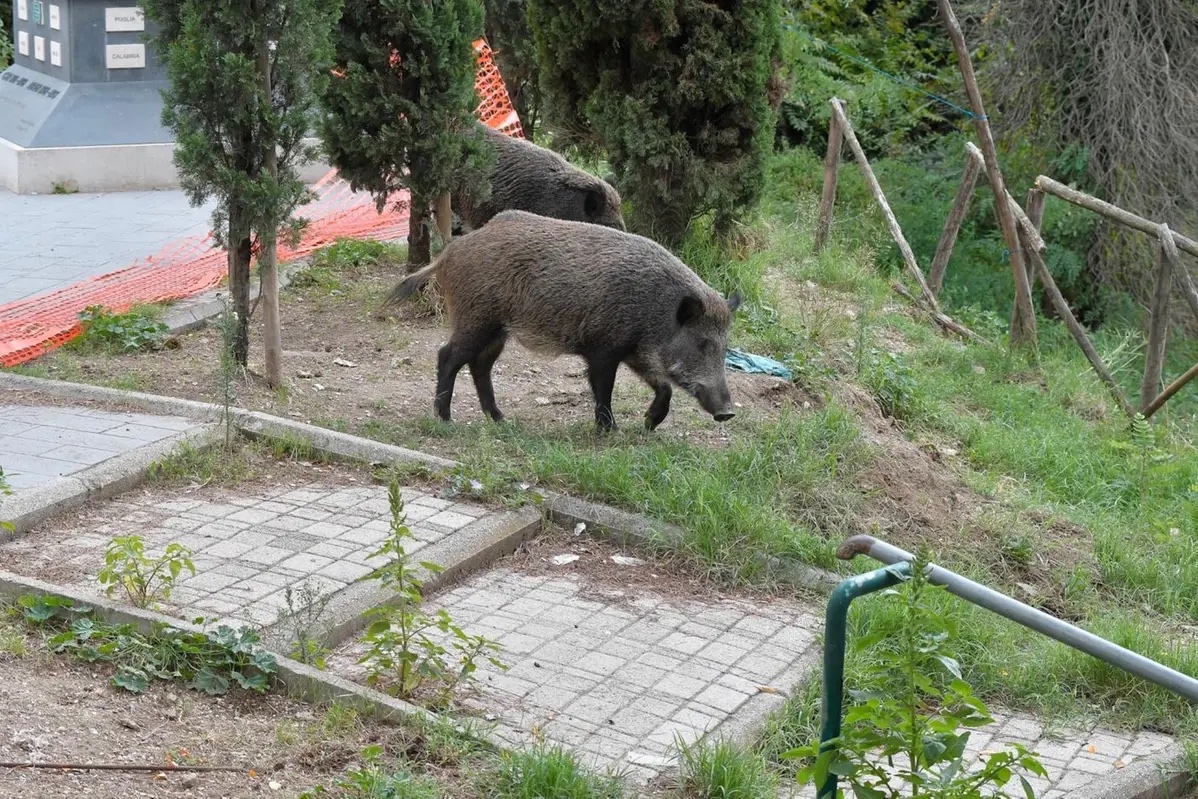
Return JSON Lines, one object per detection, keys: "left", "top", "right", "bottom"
{"left": 725, "top": 348, "right": 792, "bottom": 381}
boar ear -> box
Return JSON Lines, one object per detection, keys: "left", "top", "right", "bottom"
{"left": 584, "top": 188, "right": 603, "bottom": 216}
{"left": 677, "top": 295, "right": 704, "bottom": 326}
{"left": 727, "top": 292, "right": 743, "bottom": 313}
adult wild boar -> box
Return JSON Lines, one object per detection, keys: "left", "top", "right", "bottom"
{"left": 382, "top": 211, "right": 740, "bottom": 432}
{"left": 451, "top": 124, "right": 625, "bottom": 232}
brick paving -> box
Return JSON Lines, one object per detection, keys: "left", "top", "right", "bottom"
{"left": 330, "top": 567, "right": 824, "bottom": 785}
{"left": 0, "top": 403, "right": 197, "bottom": 490}
{"left": 0, "top": 482, "right": 493, "bottom": 628}
{"left": 0, "top": 189, "right": 215, "bottom": 305}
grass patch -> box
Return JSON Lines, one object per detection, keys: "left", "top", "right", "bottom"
{"left": 289, "top": 237, "right": 407, "bottom": 296}
{"left": 360, "top": 404, "right": 866, "bottom": 583}
{"left": 492, "top": 744, "right": 625, "bottom": 799}
{"left": 673, "top": 737, "right": 779, "bottom": 798}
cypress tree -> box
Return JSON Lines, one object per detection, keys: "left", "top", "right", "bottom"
{"left": 142, "top": 0, "right": 341, "bottom": 382}
{"left": 319, "top": 0, "right": 493, "bottom": 269}
{"left": 528, "top": 0, "right": 783, "bottom": 246}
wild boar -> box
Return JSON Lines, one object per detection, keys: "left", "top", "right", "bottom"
{"left": 452, "top": 124, "right": 626, "bottom": 232}
{"left": 382, "top": 210, "right": 740, "bottom": 432}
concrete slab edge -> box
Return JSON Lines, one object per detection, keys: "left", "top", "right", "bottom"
{"left": 0, "top": 423, "right": 223, "bottom": 540}
{"left": 1088, "top": 756, "right": 1193, "bottom": 799}
{"left": 0, "top": 373, "right": 457, "bottom": 471}
{"left": 160, "top": 257, "right": 307, "bottom": 337}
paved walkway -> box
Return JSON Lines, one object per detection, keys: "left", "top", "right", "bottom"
{"left": 329, "top": 566, "right": 1182, "bottom": 794}
{"left": 0, "top": 189, "right": 215, "bottom": 306}
{"left": 0, "top": 403, "right": 198, "bottom": 490}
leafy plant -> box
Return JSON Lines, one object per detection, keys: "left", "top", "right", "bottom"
{"left": 861, "top": 349, "right": 918, "bottom": 421}
{"left": 74, "top": 305, "right": 169, "bottom": 353}
{"left": 785, "top": 555, "right": 1048, "bottom": 798}
{"left": 96, "top": 535, "right": 196, "bottom": 610}
{"left": 1106, "top": 412, "right": 1175, "bottom": 508}
{"left": 358, "top": 478, "right": 505, "bottom": 705}
{"left": 19, "top": 594, "right": 277, "bottom": 695}
{"left": 276, "top": 580, "right": 335, "bottom": 669}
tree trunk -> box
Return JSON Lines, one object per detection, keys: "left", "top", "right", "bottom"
{"left": 408, "top": 192, "right": 432, "bottom": 271}
{"left": 227, "top": 198, "right": 253, "bottom": 367}
{"left": 938, "top": 0, "right": 1037, "bottom": 350}
{"left": 433, "top": 191, "right": 453, "bottom": 245}
{"left": 257, "top": 20, "right": 282, "bottom": 388}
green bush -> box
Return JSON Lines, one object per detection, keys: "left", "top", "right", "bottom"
{"left": 529, "top": 0, "right": 784, "bottom": 246}
{"left": 775, "top": 0, "right": 962, "bottom": 157}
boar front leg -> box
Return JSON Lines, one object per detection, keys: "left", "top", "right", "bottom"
{"left": 627, "top": 356, "right": 672, "bottom": 431}
{"left": 584, "top": 353, "right": 621, "bottom": 432}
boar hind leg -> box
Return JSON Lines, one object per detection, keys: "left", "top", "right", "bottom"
{"left": 627, "top": 357, "right": 672, "bottom": 431}
{"left": 584, "top": 353, "right": 622, "bottom": 432}
{"left": 469, "top": 330, "right": 509, "bottom": 422}
{"left": 434, "top": 327, "right": 501, "bottom": 422}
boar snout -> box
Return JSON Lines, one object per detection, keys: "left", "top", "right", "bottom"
{"left": 694, "top": 382, "right": 735, "bottom": 423}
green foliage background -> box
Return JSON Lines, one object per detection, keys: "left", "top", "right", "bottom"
{"left": 528, "top": 0, "right": 784, "bottom": 246}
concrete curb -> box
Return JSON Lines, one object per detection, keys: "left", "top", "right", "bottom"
{"left": 159, "top": 257, "right": 306, "bottom": 337}
{"left": 0, "top": 423, "right": 223, "bottom": 540}
{"left": 0, "top": 373, "right": 456, "bottom": 471}
{"left": 1089, "top": 756, "right": 1192, "bottom": 799}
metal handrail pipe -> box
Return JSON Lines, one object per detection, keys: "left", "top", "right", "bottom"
{"left": 837, "top": 535, "right": 1198, "bottom": 703}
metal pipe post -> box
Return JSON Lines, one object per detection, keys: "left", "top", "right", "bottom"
{"left": 817, "top": 562, "right": 912, "bottom": 799}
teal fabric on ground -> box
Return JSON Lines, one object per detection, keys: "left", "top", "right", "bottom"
{"left": 725, "top": 349, "right": 792, "bottom": 380}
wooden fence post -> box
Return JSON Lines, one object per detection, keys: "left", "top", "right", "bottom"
{"left": 929, "top": 145, "right": 983, "bottom": 297}
{"left": 1024, "top": 188, "right": 1045, "bottom": 290}
{"left": 830, "top": 99, "right": 939, "bottom": 310}
{"left": 1015, "top": 224, "right": 1133, "bottom": 416}
{"left": 1139, "top": 225, "right": 1176, "bottom": 412}
{"left": 1034, "top": 175, "right": 1198, "bottom": 326}
{"left": 814, "top": 106, "right": 843, "bottom": 254}
{"left": 938, "top": 0, "right": 1037, "bottom": 349}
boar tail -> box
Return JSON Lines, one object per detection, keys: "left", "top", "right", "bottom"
{"left": 381, "top": 258, "right": 441, "bottom": 309}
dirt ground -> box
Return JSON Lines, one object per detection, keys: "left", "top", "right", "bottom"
{"left": 24, "top": 259, "right": 813, "bottom": 449}
{"left": 0, "top": 637, "right": 414, "bottom": 799}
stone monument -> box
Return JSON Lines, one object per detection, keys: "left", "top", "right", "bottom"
{"left": 0, "top": 0, "right": 183, "bottom": 191}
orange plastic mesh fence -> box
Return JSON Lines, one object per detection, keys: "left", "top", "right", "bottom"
{"left": 0, "top": 38, "right": 522, "bottom": 368}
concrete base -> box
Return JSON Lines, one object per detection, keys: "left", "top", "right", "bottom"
{"left": 0, "top": 136, "right": 335, "bottom": 194}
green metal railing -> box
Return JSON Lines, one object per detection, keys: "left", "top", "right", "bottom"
{"left": 816, "top": 535, "right": 1198, "bottom": 799}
